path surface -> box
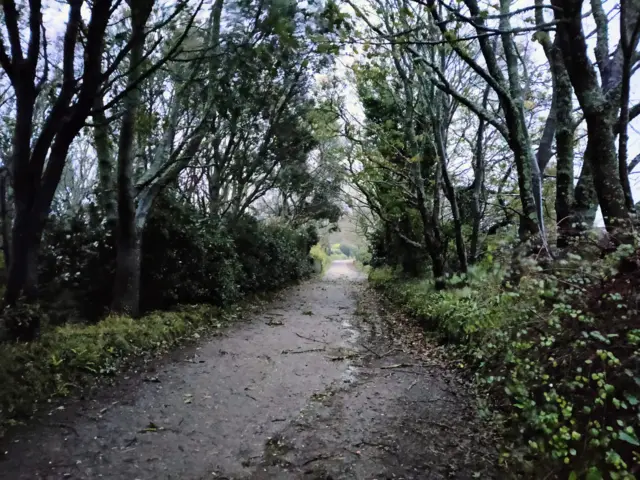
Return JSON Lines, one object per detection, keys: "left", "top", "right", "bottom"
{"left": 0, "top": 261, "right": 497, "bottom": 479}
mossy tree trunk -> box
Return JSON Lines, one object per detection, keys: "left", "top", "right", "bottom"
{"left": 552, "top": 0, "right": 636, "bottom": 242}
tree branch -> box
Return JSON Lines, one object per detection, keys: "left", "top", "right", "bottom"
{"left": 3, "top": 0, "right": 23, "bottom": 61}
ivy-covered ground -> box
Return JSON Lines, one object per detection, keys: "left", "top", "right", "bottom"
{"left": 370, "top": 247, "right": 640, "bottom": 479}
{"left": 0, "top": 261, "right": 497, "bottom": 479}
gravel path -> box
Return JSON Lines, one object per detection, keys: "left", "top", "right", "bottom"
{"left": 0, "top": 261, "right": 498, "bottom": 479}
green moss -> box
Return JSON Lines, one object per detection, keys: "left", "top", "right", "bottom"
{"left": 0, "top": 304, "right": 233, "bottom": 421}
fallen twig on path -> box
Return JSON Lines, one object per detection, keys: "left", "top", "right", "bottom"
{"left": 281, "top": 348, "right": 326, "bottom": 354}
{"left": 408, "top": 379, "right": 419, "bottom": 390}
{"left": 360, "top": 343, "right": 382, "bottom": 358}
{"left": 381, "top": 347, "right": 400, "bottom": 356}
{"left": 328, "top": 353, "right": 360, "bottom": 361}
{"left": 294, "top": 332, "right": 328, "bottom": 344}
{"left": 379, "top": 362, "right": 436, "bottom": 369}
{"left": 380, "top": 362, "right": 419, "bottom": 369}
{"left": 99, "top": 400, "right": 120, "bottom": 414}
{"left": 301, "top": 453, "right": 334, "bottom": 466}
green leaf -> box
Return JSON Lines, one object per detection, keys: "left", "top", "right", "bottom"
{"left": 619, "top": 431, "right": 640, "bottom": 446}
{"left": 585, "top": 468, "right": 603, "bottom": 480}
{"left": 624, "top": 393, "right": 639, "bottom": 406}
{"left": 568, "top": 472, "right": 578, "bottom": 480}
{"left": 588, "top": 330, "right": 610, "bottom": 344}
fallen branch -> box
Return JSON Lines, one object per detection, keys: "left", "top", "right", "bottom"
{"left": 379, "top": 362, "right": 436, "bottom": 369}
{"left": 328, "top": 353, "right": 360, "bottom": 361}
{"left": 294, "top": 332, "right": 328, "bottom": 344}
{"left": 360, "top": 343, "right": 382, "bottom": 358}
{"left": 301, "top": 453, "right": 334, "bottom": 466}
{"left": 282, "top": 348, "right": 326, "bottom": 354}
{"left": 379, "top": 363, "right": 420, "bottom": 369}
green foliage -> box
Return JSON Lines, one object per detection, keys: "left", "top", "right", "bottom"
{"left": 338, "top": 243, "right": 358, "bottom": 258}
{"left": 0, "top": 304, "right": 236, "bottom": 421}
{"left": 37, "top": 194, "right": 316, "bottom": 322}
{"left": 310, "top": 244, "right": 331, "bottom": 273}
{"left": 370, "top": 249, "right": 640, "bottom": 479}
{"left": 355, "top": 246, "right": 372, "bottom": 266}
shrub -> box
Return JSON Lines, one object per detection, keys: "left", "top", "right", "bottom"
{"left": 371, "top": 250, "right": 640, "bottom": 479}
{"left": 37, "top": 194, "right": 316, "bottom": 321}
{"left": 310, "top": 243, "right": 331, "bottom": 273}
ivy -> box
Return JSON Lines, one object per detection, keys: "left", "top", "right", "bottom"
{"left": 370, "top": 247, "right": 640, "bottom": 479}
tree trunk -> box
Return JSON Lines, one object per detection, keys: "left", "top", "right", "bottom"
{"left": 585, "top": 115, "right": 631, "bottom": 240}
{"left": 618, "top": 42, "right": 637, "bottom": 213}
{"left": 412, "top": 160, "right": 445, "bottom": 288}
{"left": 470, "top": 87, "right": 489, "bottom": 262}
{"left": 553, "top": 49, "right": 576, "bottom": 248}
{"left": 0, "top": 169, "right": 12, "bottom": 270}
{"left": 4, "top": 86, "right": 37, "bottom": 309}
{"left": 552, "top": 0, "right": 632, "bottom": 241}
{"left": 111, "top": 1, "right": 153, "bottom": 315}
{"left": 93, "top": 98, "right": 117, "bottom": 227}
{"left": 572, "top": 154, "right": 599, "bottom": 230}
{"left": 111, "top": 232, "right": 142, "bottom": 315}
{"left": 4, "top": 207, "right": 35, "bottom": 306}
{"left": 436, "top": 129, "right": 467, "bottom": 274}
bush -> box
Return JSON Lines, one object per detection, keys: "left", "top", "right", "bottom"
{"left": 37, "top": 194, "right": 316, "bottom": 321}
{"left": 0, "top": 304, "right": 233, "bottom": 421}
{"left": 39, "top": 204, "right": 115, "bottom": 324}
{"left": 370, "top": 250, "right": 640, "bottom": 479}
{"left": 140, "top": 197, "right": 242, "bottom": 309}
{"left": 310, "top": 244, "right": 331, "bottom": 273}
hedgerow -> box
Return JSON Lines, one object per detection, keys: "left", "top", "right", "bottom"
{"left": 0, "top": 300, "right": 274, "bottom": 432}
{"left": 0, "top": 194, "right": 321, "bottom": 427}
{"left": 370, "top": 247, "right": 640, "bottom": 479}
{"left": 38, "top": 194, "right": 318, "bottom": 323}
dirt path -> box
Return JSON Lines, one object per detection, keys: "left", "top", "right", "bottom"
{"left": 0, "top": 261, "right": 498, "bottom": 479}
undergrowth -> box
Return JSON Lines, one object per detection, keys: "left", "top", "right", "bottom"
{"left": 0, "top": 302, "right": 250, "bottom": 429}
{"left": 370, "top": 247, "right": 640, "bottom": 479}
{"left": 310, "top": 243, "right": 331, "bottom": 272}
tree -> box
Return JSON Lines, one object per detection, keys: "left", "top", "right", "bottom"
{"left": 551, "top": 0, "right": 639, "bottom": 241}
{"left": 0, "top": 0, "right": 114, "bottom": 320}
